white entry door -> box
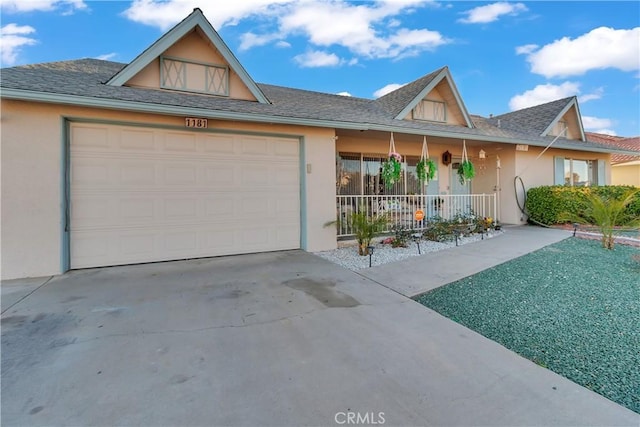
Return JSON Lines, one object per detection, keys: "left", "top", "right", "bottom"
{"left": 69, "top": 123, "right": 300, "bottom": 269}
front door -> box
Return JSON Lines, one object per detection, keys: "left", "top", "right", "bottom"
{"left": 450, "top": 158, "right": 471, "bottom": 195}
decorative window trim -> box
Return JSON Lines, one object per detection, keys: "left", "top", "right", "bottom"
{"left": 412, "top": 99, "right": 447, "bottom": 123}
{"left": 160, "top": 55, "right": 229, "bottom": 96}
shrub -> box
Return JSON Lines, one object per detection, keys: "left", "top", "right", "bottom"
{"left": 526, "top": 185, "right": 640, "bottom": 225}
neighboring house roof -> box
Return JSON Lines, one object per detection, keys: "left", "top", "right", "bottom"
{"left": 489, "top": 97, "right": 585, "bottom": 141}
{"left": 107, "top": 8, "right": 269, "bottom": 104}
{"left": 586, "top": 132, "right": 640, "bottom": 164}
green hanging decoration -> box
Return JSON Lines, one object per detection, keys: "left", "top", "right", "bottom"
{"left": 457, "top": 139, "right": 475, "bottom": 185}
{"left": 381, "top": 132, "right": 403, "bottom": 187}
{"left": 416, "top": 136, "right": 436, "bottom": 184}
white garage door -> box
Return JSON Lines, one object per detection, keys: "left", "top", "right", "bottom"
{"left": 69, "top": 123, "right": 300, "bottom": 269}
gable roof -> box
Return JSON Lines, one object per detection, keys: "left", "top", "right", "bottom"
{"left": 586, "top": 132, "right": 640, "bottom": 164}
{"left": 490, "top": 96, "right": 586, "bottom": 141}
{"left": 374, "top": 66, "right": 474, "bottom": 127}
{"left": 106, "top": 8, "right": 269, "bottom": 104}
{"left": 2, "top": 58, "right": 636, "bottom": 157}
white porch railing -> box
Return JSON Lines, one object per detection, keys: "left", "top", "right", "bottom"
{"left": 335, "top": 194, "right": 497, "bottom": 237}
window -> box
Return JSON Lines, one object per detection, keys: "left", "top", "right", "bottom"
{"left": 551, "top": 120, "right": 568, "bottom": 137}
{"left": 555, "top": 157, "right": 603, "bottom": 186}
{"left": 336, "top": 153, "right": 429, "bottom": 195}
{"left": 412, "top": 100, "right": 446, "bottom": 122}
{"left": 161, "top": 56, "right": 229, "bottom": 96}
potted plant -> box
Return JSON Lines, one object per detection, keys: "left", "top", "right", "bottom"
{"left": 417, "top": 136, "right": 436, "bottom": 185}
{"left": 382, "top": 152, "right": 403, "bottom": 187}
{"left": 457, "top": 140, "right": 475, "bottom": 185}
{"left": 382, "top": 132, "right": 403, "bottom": 187}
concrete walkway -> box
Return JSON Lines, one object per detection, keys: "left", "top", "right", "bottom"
{"left": 359, "top": 225, "right": 572, "bottom": 297}
{"left": 2, "top": 230, "right": 638, "bottom": 426}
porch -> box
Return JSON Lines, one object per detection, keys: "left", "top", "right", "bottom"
{"left": 336, "top": 193, "right": 497, "bottom": 237}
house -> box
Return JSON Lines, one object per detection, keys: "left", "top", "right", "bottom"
{"left": 585, "top": 132, "right": 640, "bottom": 187}
{"left": 1, "top": 8, "right": 635, "bottom": 280}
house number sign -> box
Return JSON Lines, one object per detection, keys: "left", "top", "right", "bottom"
{"left": 185, "top": 117, "right": 208, "bottom": 128}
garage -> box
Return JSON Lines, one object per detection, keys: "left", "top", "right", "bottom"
{"left": 69, "top": 122, "right": 301, "bottom": 269}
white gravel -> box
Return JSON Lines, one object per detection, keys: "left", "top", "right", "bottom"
{"left": 314, "top": 230, "right": 504, "bottom": 271}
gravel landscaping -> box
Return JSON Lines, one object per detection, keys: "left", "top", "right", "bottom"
{"left": 314, "top": 230, "right": 503, "bottom": 271}
{"left": 415, "top": 237, "right": 640, "bottom": 413}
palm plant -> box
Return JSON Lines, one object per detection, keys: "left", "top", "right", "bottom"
{"left": 560, "top": 189, "right": 640, "bottom": 249}
{"left": 326, "top": 209, "right": 389, "bottom": 256}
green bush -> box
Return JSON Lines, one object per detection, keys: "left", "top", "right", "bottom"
{"left": 526, "top": 185, "right": 640, "bottom": 225}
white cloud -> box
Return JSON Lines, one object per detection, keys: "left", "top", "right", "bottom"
{"left": 279, "top": 1, "right": 449, "bottom": 59}
{"left": 582, "top": 116, "right": 613, "bottom": 130}
{"left": 578, "top": 87, "right": 604, "bottom": 103}
{"left": 0, "top": 0, "right": 87, "bottom": 13}
{"left": 0, "top": 23, "right": 37, "bottom": 65}
{"left": 522, "top": 27, "right": 640, "bottom": 78}
{"left": 239, "top": 32, "right": 279, "bottom": 51}
{"left": 515, "top": 44, "right": 538, "bottom": 55}
{"left": 124, "top": 1, "right": 450, "bottom": 60}
{"left": 592, "top": 129, "right": 617, "bottom": 136}
{"left": 95, "top": 52, "right": 117, "bottom": 61}
{"left": 458, "top": 2, "right": 527, "bottom": 24}
{"left": 275, "top": 40, "right": 291, "bottom": 48}
{"left": 374, "top": 83, "right": 406, "bottom": 98}
{"left": 122, "top": 0, "right": 291, "bottom": 31}
{"left": 293, "top": 50, "right": 341, "bottom": 68}
{"left": 508, "top": 82, "right": 580, "bottom": 110}
{"left": 336, "top": 92, "right": 352, "bottom": 97}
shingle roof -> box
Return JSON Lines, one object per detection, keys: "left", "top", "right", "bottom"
{"left": 0, "top": 58, "right": 635, "bottom": 156}
{"left": 489, "top": 97, "right": 574, "bottom": 137}
{"left": 586, "top": 132, "right": 640, "bottom": 164}
{"left": 373, "top": 67, "right": 444, "bottom": 117}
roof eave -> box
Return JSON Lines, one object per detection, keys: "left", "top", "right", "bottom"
{"left": 540, "top": 97, "right": 586, "bottom": 141}
{"left": 393, "top": 68, "right": 474, "bottom": 128}
{"left": 2, "top": 88, "right": 625, "bottom": 155}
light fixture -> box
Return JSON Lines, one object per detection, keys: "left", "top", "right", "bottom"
{"left": 479, "top": 149, "right": 486, "bottom": 159}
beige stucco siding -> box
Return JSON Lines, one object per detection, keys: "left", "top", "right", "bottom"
{"left": 612, "top": 163, "right": 640, "bottom": 186}
{"left": 1, "top": 99, "right": 336, "bottom": 279}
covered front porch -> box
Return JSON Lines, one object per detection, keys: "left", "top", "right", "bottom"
{"left": 334, "top": 129, "right": 504, "bottom": 237}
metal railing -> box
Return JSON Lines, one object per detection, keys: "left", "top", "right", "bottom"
{"left": 335, "top": 194, "right": 497, "bottom": 237}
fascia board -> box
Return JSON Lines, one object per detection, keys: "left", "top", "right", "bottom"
{"left": 394, "top": 68, "right": 474, "bottom": 128}
{"left": 0, "top": 88, "right": 367, "bottom": 130}
{"left": 394, "top": 69, "right": 444, "bottom": 120}
{"left": 2, "top": 88, "right": 627, "bottom": 155}
{"left": 541, "top": 98, "right": 576, "bottom": 137}
{"left": 106, "top": 11, "right": 270, "bottom": 104}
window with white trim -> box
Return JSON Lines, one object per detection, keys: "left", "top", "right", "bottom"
{"left": 161, "top": 56, "right": 229, "bottom": 96}
{"left": 555, "top": 156, "right": 604, "bottom": 186}
{"left": 412, "top": 99, "right": 446, "bottom": 122}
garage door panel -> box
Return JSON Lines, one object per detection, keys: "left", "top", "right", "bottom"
{"left": 70, "top": 123, "right": 300, "bottom": 269}
{"left": 120, "top": 129, "right": 156, "bottom": 151}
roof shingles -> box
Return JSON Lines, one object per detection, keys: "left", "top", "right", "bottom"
{"left": 0, "top": 59, "right": 635, "bottom": 156}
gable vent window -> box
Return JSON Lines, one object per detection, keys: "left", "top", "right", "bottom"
{"left": 161, "top": 56, "right": 229, "bottom": 96}
{"left": 412, "top": 99, "right": 446, "bottom": 122}
{"left": 551, "top": 120, "right": 568, "bottom": 137}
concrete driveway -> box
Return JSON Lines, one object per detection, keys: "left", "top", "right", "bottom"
{"left": 2, "top": 251, "right": 638, "bottom": 426}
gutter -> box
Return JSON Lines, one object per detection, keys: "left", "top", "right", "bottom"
{"left": 2, "top": 88, "right": 637, "bottom": 156}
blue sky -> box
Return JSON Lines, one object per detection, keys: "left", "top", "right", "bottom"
{"left": 1, "top": 1, "right": 639, "bottom": 136}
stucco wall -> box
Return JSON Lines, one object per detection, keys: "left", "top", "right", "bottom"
{"left": 1, "top": 99, "right": 336, "bottom": 279}
{"left": 612, "top": 163, "right": 640, "bottom": 187}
